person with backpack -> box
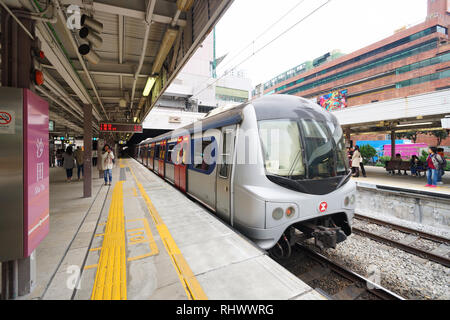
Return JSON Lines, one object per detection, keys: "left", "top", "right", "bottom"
{"left": 437, "top": 148, "right": 446, "bottom": 185}
{"left": 63, "top": 146, "right": 76, "bottom": 182}
{"left": 425, "top": 147, "right": 444, "bottom": 188}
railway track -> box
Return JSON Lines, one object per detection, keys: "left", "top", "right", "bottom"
{"left": 277, "top": 244, "right": 404, "bottom": 300}
{"left": 353, "top": 214, "right": 450, "bottom": 268}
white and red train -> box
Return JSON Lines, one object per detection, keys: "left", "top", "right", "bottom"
{"left": 135, "top": 95, "right": 356, "bottom": 257}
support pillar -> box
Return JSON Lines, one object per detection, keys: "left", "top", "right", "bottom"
{"left": 0, "top": 8, "right": 36, "bottom": 299}
{"left": 0, "top": 10, "right": 34, "bottom": 88}
{"left": 83, "top": 104, "right": 92, "bottom": 198}
{"left": 345, "top": 128, "right": 352, "bottom": 148}
{"left": 391, "top": 130, "right": 396, "bottom": 159}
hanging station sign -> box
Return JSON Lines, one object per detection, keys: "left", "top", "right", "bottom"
{"left": 99, "top": 123, "right": 143, "bottom": 133}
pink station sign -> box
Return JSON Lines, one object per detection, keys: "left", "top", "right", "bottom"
{"left": 24, "top": 89, "right": 49, "bottom": 257}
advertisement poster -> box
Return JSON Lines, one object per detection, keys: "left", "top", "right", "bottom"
{"left": 318, "top": 89, "right": 348, "bottom": 111}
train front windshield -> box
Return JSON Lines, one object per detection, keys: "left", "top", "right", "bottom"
{"left": 258, "top": 118, "right": 350, "bottom": 195}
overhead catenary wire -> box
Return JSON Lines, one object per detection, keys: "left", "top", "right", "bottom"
{"left": 191, "top": 0, "right": 332, "bottom": 100}
{"left": 218, "top": 0, "right": 307, "bottom": 72}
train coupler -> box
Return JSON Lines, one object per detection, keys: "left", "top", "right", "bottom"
{"left": 312, "top": 226, "right": 347, "bottom": 249}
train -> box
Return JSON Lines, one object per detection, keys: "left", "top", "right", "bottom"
{"left": 135, "top": 95, "right": 356, "bottom": 258}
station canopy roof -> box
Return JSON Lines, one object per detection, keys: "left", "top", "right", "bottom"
{"left": 332, "top": 89, "right": 450, "bottom": 135}
{"left": 2, "top": 0, "right": 233, "bottom": 139}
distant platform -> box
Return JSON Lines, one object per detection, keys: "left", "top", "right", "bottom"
{"left": 353, "top": 166, "right": 450, "bottom": 234}
{"left": 352, "top": 166, "right": 450, "bottom": 198}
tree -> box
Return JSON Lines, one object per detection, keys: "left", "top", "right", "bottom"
{"left": 427, "top": 130, "right": 449, "bottom": 146}
{"left": 396, "top": 131, "right": 420, "bottom": 143}
{"left": 359, "top": 144, "right": 377, "bottom": 164}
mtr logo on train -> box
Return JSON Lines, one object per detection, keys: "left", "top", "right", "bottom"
{"left": 319, "top": 201, "right": 328, "bottom": 213}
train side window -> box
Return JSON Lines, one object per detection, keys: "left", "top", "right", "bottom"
{"left": 155, "top": 145, "right": 160, "bottom": 159}
{"left": 193, "top": 138, "right": 215, "bottom": 172}
{"left": 219, "top": 131, "right": 232, "bottom": 178}
{"left": 167, "top": 144, "right": 175, "bottom": 163}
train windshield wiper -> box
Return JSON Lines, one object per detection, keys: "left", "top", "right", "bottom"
{"left": 266, "top": 174, "right": 308, "bottom": 193}
{"left": 287, "top": 148, "right": 303, "bottom": 180}
{"left": 336, "top": 170, "right": 352, "bottom": 189}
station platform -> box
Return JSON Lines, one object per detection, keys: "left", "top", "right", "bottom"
{"left": 353, "top": 166, "right": 450, "bottom": 234}
{"left": 352, "top": 166, "right": 450, "bottom": 196}
{"left": 21, "top": 158, "right": 323, "bottom": 300}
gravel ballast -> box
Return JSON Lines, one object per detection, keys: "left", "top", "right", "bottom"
{"left": 308, "top": 234, "right": 450, "bottom": 300}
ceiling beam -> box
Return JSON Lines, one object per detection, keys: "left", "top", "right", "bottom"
{"left": 43, "top": 63, "right": 150, "bottom": 78}
{"left": 60, "top": 0, "right": 186, "bottom": 27}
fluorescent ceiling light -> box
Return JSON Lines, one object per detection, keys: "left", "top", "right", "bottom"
{"left": 119, "top": 98, "right": 127, "bottom": 107}
{"left": 397, "top": 122, "right": 433, "bottom": 127}
{"left": 152, "top": 29, "right": 178, "bottom": 75}
{"left": 143, "top": 77, "right": 156, "bottom": 97}
{"left": 176, "top": 0, "right": 195, "bottom": 11}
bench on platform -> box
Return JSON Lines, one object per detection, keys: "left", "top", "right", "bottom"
{"left": 385, "top": 160, "right": 426, "bottom": 176}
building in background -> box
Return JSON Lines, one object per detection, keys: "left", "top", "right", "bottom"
{"left": 255, "top": 49, "right": 344, "bottom": 98}
{"left": 144, "top": 31, "right": 252, "bottom": 131}
{"left": 256, "top": 0, "right": 450, "bottom": 146}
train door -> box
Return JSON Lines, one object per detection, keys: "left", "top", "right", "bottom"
{"left": 158, "top": 141, "right": 166, "bottom": 177}
{"left": 144, "top": 145, "right": 148, "bottom": 167}
{"left": 149, "top": 143, "right": 155, "bottom": 170}
{"left": 216, "top": 126, "right": 236, "bottom": 222}
{"left": 175, "top": 136, "right": 189, "bottom": 192}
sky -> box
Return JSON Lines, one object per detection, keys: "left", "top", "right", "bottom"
{"left": 214, "top": 0, "right": 428, "bottom": 87}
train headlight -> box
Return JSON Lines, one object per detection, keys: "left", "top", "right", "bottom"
{"left": 350, "top": 194, "right": 356, "bottom": 205}
{"left": 272, "top": 208, "right": 284, "bottom": 220}
{"left": 286, "top": 207, "right": 295, "bottom": 218}
{"left": 344, "top": 196, "right": 350, "bottom": 207}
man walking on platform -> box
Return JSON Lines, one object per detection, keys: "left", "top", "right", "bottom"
{"left": 74, "top": 146, "right": 85, "bottom": 181}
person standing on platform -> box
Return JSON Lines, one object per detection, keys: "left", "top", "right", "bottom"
{"left": 437, "top": 148, "right": 446, "bottom": 185}
{"left": 351, "top": 146, "right": 362, "bottom": 177}
{"left": 356, "top": 146, "right": 367, "bottom": 177}
{"left": 425, "top": 147, "right": 442, "bottom": 188}
{"left": 348, "top": 147, "right": 354, "bottom": 175}
{"left": 102, "top": 144, "right": 115, "bottom": 186}
{"left": 74, "top": 146, "right": 84, "bottom": 181}
{"left": 63, "top": 146, "right": 75, "bottom": 182}
{"left": 56, "top": 149, "right": 63, "bottom": 167}
{"left": 92, "top": 148, "right": 98, "bottom": 167}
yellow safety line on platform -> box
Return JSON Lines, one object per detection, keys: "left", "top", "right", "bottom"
{"left": 126, "top": 218, "right": 159, "bottom": 262}
{"left": 128, "top": 163, "right": 208, "bottom": 300}
{"left": 91, "top": 182, "right": 127, "bottom": 300}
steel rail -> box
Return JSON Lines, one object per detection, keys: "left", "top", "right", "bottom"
{"left": 296, "top": 243, "right": 405, "bottom": 300}
{"left": 354, "top": 214, "right": 450, "bottom": 244}
{"left": 352, "top": 226, "right": 450, "bottom": 268}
